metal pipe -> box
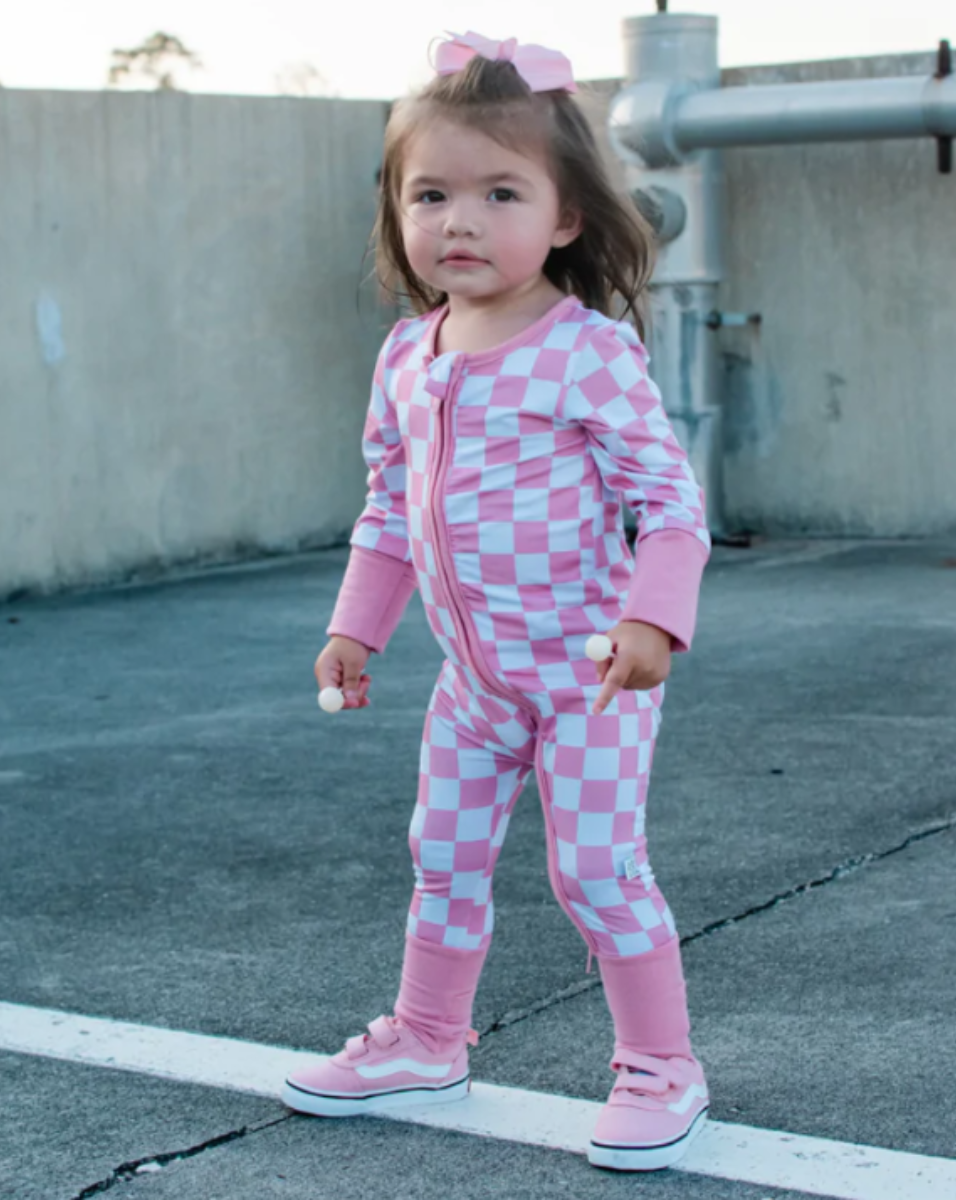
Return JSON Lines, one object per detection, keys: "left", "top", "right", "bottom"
{"left": 611, "top": 71, "right": 956, "bottom": 167}
{"left": 610, "top": 11, "right": 953, "bottom": 539}
{"left": 614, "top": 15, "right": 727, "bottom": 534}
{"left": 676, "top": 75, "right": 956, "bottom": 149}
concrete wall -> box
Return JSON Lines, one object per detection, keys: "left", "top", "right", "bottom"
{"left": 2, "top": 52, "right": 954, "bottom": 598}
{"left": 585, "top": 54, "right": 956, "bottom": 537}
{"left": 0, "top": 89, "right": 393, "bottom": 598}
{"left": 718, "top": 53, "right": 956, "bottom": 537}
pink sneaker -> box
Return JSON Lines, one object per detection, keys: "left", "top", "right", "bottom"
{"left": 281, "top": 1015, "right": 477, "bottom": 1117}
{"left": 588, "top": 1049, "right": 709, "bottom": 1171}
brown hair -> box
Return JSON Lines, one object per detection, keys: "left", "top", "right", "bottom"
{"left": 370, "top": 54, "right": 656, "bottom": 337}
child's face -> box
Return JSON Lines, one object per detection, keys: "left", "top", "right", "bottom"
{"left": 398, "top": 118, "right": 581, "bottom": 304}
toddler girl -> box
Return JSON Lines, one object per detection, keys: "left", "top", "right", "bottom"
{"left": 282, "top": 30, "right": 712, "bottom": 1173}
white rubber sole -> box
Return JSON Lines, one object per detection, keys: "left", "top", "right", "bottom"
{"left": 587, "top": 1108, "right": 709, "bottom": 1172}
{"left": 281, "top": 1074, "right": 471, "bottom": 1117}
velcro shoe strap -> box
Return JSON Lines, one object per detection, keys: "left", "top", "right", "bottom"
{"left": 345, "top": 1034, "right": 367, "bottom": 1059}
{"left": 610, "top": 1049, "right": 673, "bottom": 1095}
{"left": 368, "top": 1015, "right": 401, "bottom": 1049}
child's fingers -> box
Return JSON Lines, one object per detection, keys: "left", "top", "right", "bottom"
{"left": 593, "top": 663, "right": 627, "bottom": 715}
{"left": 593, "top": 639, "right": 618, "bottom": 685}
{"left": 315, "top": 655, "right": 341, "bottom": 691}
{"left": 341, "top": 660, "right": 365, "bottom": 703}
{"left": 340, "top": 670, "right": 372, "bottom": 710}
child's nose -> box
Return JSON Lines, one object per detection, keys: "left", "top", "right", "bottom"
{"left": 443, "top": 201, "right": 480, "bottom": 238}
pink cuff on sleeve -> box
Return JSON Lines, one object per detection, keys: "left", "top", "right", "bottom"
{"left": 327, "top": 545, "right": 418, "bottom": 654}
{"left": 621, "top": 529, "right": 710, "bottom": 653}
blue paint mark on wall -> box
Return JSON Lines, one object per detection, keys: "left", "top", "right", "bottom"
{"left": 35, "top": 294, "right": 65, "bottom": 367}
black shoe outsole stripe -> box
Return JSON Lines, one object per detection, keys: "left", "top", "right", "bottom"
{"left": 284, "top": 1075, "right": 470, "bottom": 1103}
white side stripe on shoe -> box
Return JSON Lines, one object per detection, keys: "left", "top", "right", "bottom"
{"left": 355, "top": 1058, "right": 453, "bottom": 1080}
{"left": 2, "top": 1001, "right": 955, "bottom": 1200}
{"left": 667, "top": 1082, "right": 709, "bottom": 1115}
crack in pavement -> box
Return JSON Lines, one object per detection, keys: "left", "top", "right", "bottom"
{"left": 70, "top": 1115, "right": 291, "bottom": 1198}
{"left": 682, "top": 814, "right": 955, "bottom": 947}
{"left": 475, "top": 814, "right": 955, "bottom": 1042}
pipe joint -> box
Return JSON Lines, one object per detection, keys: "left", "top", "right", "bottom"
{"left": 631, "top": 185, "right": 687, "bottom": 244}
{"left": 608, "top": 80, "right": 697, "bottom": 169}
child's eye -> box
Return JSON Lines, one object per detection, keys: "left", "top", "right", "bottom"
{"left": 416, "top": 190, "right": 444, "bottom": 204}
{"left": 489, "top": 187, "right": 517, "bottom": 202}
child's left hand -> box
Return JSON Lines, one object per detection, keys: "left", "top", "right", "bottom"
{"left": 592, "top": 621, "right": 672, "bottom": 715}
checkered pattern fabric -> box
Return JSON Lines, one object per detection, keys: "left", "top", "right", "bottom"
{"left": 407, "top": 661, "right": 673, "bottom": 957}
{"left": 352, "top": 295, "right": 710, "bottom": 692}
{"left": 352, "top": 295, "right": 706, "bottom": 959}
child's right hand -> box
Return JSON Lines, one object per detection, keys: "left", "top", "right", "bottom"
{"left": 315, "top": 636, "right": 373, "bottom": 710}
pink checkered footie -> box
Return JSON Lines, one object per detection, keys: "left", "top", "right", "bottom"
{"left": 330, "top": 293, "right": 711, "bottom": 962}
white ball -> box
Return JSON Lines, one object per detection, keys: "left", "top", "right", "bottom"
{"left": 318, "top": 686, "right": 345, "bottom": 714}
{"left": 585, "top": 634, "right": 614, "bottom": 663}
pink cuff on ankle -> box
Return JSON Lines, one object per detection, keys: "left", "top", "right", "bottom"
{"left": 394, "top": 934, "right": 488, "bottom": 1054}
{"left": 598, "top": 937, "right": 692, "bottom": 1059}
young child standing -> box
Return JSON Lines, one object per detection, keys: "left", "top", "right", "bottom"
{"left": 282, "top": 31, "right": 712, "bottom": 1172}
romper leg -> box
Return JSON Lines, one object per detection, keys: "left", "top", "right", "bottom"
{"left": 533, "top": 686, "right": 676, "bottom": 958}
{"left": 397, "top": 664, "right": 536, "bottom": 1050}
{"left": 406, "top": 662, "right": 537, "bottom": 952}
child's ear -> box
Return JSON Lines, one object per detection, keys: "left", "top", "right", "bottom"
{"left": 553, "top": 207, "right": 584, "bottom": 248}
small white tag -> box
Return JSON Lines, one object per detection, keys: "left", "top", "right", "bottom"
{"left": 624, "top": 856, "right": 640, "bottom": 881}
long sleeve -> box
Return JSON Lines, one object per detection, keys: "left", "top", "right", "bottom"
{"left": 326, "top": 327, "right": 418, "bottom": 653}
{"left": 562, "top": 322, "right": 711, "bottom": 652}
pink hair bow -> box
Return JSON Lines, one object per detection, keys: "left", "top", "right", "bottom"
{"left": 431, "top": 30, "right": 578, "bottom": 94}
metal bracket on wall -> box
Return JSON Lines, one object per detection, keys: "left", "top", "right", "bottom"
{"left": 704, "top": 311, "right": 762, "bottom": 331}
{"left": 937, "top": 39, "right": 953, "bottom": 174}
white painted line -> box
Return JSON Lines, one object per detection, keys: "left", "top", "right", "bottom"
{"left": 0, "top": 1001, "right": 304, "bottom": 1097}
{"left": 2, "top": 1001, "right": 954, "bottom": 1200}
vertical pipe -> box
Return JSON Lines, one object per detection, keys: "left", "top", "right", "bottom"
{"left": 620, "top": 14, "right": 726, "bottom": 535}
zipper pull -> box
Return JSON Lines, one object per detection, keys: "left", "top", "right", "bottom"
{"left": 424, "top": 377, "right": 448, "bottom": 401}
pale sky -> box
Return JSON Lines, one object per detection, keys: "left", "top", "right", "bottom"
{"left": 0, "top": 1, "right": 952, "bottom": 99}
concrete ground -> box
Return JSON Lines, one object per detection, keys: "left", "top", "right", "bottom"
{"left": 1, "top": 537, "right": 955, "bottom": 1199}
